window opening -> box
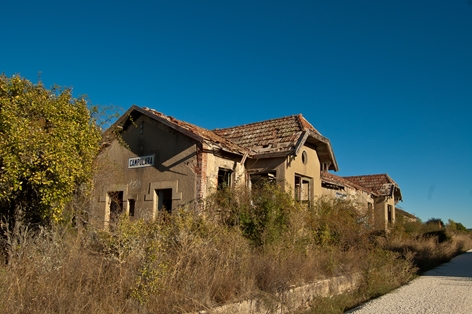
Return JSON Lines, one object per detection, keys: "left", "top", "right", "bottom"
{"left": 218, "top": 168, "right": 232, "bottom": 189}
{"left": 301, "top": 150, "right": 307, "bottom": 165}
{"left": 157, "top": 189, "right": 172, "bottom": 213}
{"left": 128, "top": 199, "right": 135, "bottom": 217}
{"left": 295, "top": 175, "right": 311, "bottom": 203}
{"left": 108, "top": 191, "right": 124, "bottom": 224}
{"left": 388, "top": 204, "right": 393, "bottom": 223}
{"left": 250, "top": 172, "right": 276, "bottom": 187}
{"left": 335, "top": 191, "right": 347, "bottom": 200}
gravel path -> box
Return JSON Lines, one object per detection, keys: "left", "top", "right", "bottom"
{"left": 348, "top": 249, "right": 472, "bottom": 314}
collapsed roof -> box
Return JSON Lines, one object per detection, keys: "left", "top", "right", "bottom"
{"left": 214, "top": 114, "right": 338, "bottom": 170}
{"left": 109, "top": 106, "right": 338, "bottom": 170}
{"left": 321, "top": 171, "right": 375, "bottom": 195}
{"left": 343, "top": 174, "right": 403, "bottom": 201}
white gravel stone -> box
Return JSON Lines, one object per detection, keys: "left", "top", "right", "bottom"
{"left": 348, "top": 249, "right": 472, "bottom": 314}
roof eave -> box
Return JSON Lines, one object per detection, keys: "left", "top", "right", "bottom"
{"left": 302, "top": 130, "right": 339, "bottom": 171}
{"left": 103, "top": 105, "right": 140, "bottom": 137}
{"left": 395, "top": 186, "right": 403, "bottom": 202}
{"left": 105, "top": 105, "right": 205, "bottom": 142}
{"left": 251, "top": 150, "right": 292, "bottom": 159}
{"left": 140, "top": 107, "right": 206, "bottom": 143}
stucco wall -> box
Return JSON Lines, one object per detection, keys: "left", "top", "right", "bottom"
{"left": 244, "top": 146, "right": 322, "bottom": 202}
{"left": 92, "top": 115, "right": 200, "bottom": 227}
{"left": 374, "top": 196, "right": 396, "bottom": 229}
{"left": 284, "top": 146, "right": 322, "bottom": 200}
{"left": 204, "top": 153, "right": 247, "bottom": 197}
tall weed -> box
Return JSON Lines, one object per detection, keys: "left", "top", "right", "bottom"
{"left": 0, "top": 186, "right": 470, "bottom": 313}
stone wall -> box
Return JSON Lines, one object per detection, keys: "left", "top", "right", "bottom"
{"left": 197, "top": 273, "right": 362, "bottom": 314}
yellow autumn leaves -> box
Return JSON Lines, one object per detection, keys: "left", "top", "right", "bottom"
{"left": 0, "top": 74, "right": 102, "bottom": 223}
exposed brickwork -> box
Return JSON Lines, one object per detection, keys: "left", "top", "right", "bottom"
{"left": 194, "top": 144, "right": 207, "bottom": 211}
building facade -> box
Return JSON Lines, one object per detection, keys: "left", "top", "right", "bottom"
{"left": 91, "top": 105, "right": 338, "bottom": 227}
{"left": 91, "top": 105, "right": 402, "bottom": 230}
{"left": 342, "top": 174, "right": 403, "bottom": 229}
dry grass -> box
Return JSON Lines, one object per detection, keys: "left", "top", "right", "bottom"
{"left": 1, "top": 187, "right": 470, "bottom": 313}
{"left": 300, "top": 223, "right": 472, "bottom": 314}
{"left": 383, "top": 231, "right": 472, "bottom": 272}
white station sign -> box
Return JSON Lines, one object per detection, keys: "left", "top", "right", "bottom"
{"left": 128, "top": 155, "right": 155, "bottom": 169}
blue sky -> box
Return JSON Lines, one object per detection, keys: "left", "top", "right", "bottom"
{"left": 2, "top": 1, "right": 472, "bottom": 227}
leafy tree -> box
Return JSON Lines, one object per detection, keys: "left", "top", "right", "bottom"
{"left": 425, "top": 218, "right": 444, "bottom": 228}
{"left": 0, "top": 74, "right": 101, "bottom": 228}
{"left": 447, "top": 219, "right": 467, "bottom": 232}
{"left": 456, "top": 222, "right": 467, "bottom": 231}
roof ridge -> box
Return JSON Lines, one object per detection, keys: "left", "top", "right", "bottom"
{"left": 342, "top": 174, "right": 400, "bottom": 197}
{"left": 114, "top": 105, "right": 337, "bottom": 171}
{"left": 296, "top": 113, "right": 321, "bottom": 134}
{"left": 344, "top": 173, "right": 390, "bottom": 181}
{"left": 213, "top": 114, "right": 300, "bottom": 131}
{"left": 344, "top": 173, "right": 397, "bottom": 185}
{"left": 344, "top": 173, "right": 389, "bottom": 177}
{"left": 144, "top": 107, "right": 226, "bottom": 138}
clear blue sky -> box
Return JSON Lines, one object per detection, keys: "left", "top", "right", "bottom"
{"left": 2, "top": 1, "right": 472, "bottom": 227}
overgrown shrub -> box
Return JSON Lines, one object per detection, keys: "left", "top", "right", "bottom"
{"left": 310, "top": 197, "right": 371, "bottom": 250}
{"left": 206, "top": 182, "right": 300, "bottom": 246}
{"left": 0, "top": 185, "right": 470, "bottom": 313}
{"left": 0, "top": 74, "right": 101, "bottom": 228}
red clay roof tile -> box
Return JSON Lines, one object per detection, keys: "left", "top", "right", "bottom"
{"left": 213, "top": 114, "right": 321, "bottom": 155}
{"left": 117, "top": 106, "right": 337, "bottom": 169}
{"left": 321, "top": 171, "right": 375, "bottom": 195}
{"left": 343, "top": 174, "right": 398, "bottom": 196}
{"left": 142, "top": 107, "right": 248, "bottom": 155}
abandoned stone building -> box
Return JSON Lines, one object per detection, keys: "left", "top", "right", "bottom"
{"left": 321, "top": 171, "right": 375, "bottom": 213}
{"left": 91, "top": 105, "right": 402, "bottom": 229}
{"left": 395, "top": 207, "right": 418, "bottom": 224}
{"left": 321, "top": 172, "right": 403, "bottom": 229}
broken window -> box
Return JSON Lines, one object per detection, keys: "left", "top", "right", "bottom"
{"left": 128, "top": 199, "right": 135, "bottom": 217}
{"left": 388, "top": 204, "right": 393, "bottom": 223}
{"left": 250, "top": 172, "right": 276, "bottom": 187}
{"left": 156, "top": 188, "right": 172, "bottom": 213}
{"left": 295, "top": 175, "right": 312, "bottom": 203}
{"left": 218, "top": 168, "right": 232, "bottom": 189}
{"left": 335, "top": 192, "right": 347, "bottom": 200}
{"left": 108, "top": 191, "right": 124, "bottom": 224}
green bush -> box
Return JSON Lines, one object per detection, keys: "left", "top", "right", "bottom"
{"left": 310, "top": 197, "right": 371, "bottom": 250}
{"left": 2, "top": 183, "right": 470, "bottom": 313}
{"left": 207, "top": 182, "right": 300, "bottom": 246}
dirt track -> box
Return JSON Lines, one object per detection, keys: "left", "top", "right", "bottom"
{"left": 348, "top": 249, "right": 472, "bottom": 313}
